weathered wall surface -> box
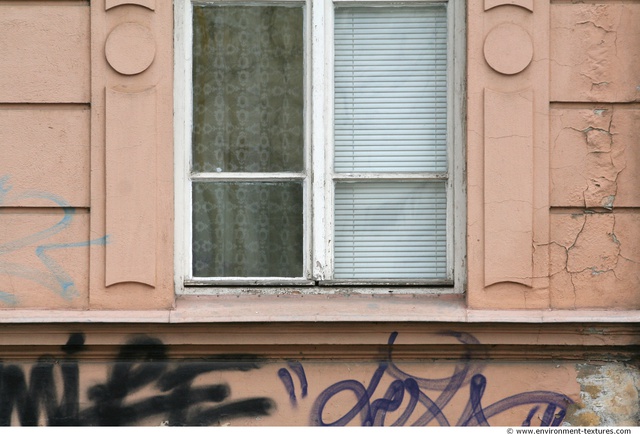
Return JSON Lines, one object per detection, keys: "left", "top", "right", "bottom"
{"left": 0, "top": 327, "right": 637, "bottom": 427}
{"left": 467, "top": 0, "right": 640, "bottom": 309}
{"left": 0, "top": 0, "right": 639, "bottom": 428}
{"left": 0, "top": 0, "right": 638, "bottom": 311}
{"left": 0, "top": 0, "right": 174, "bottom": 310}
{"left": 567, "top": 363, "right": 640, "bottom": 426}
{"left": 548, "top": 2, "right": 640, "bottom": 310}
{"left": 0, "top": 3, "right": 93, "bottom": 309}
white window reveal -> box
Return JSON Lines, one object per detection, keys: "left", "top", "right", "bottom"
{"left": 174, "top": 0, "right": 465, "bottom": 290}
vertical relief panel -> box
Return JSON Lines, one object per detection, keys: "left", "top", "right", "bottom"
{"left": 484, "top": 88, "right": 533, "bottom": 288}
{"left": 105, "top": 87, "right": 157, "bottom": 288}
{"left": 467, "top": 0, "right": 550, "bottom": 308}
{"left": 90, "top": 0, "right": 173, "bottom": 309}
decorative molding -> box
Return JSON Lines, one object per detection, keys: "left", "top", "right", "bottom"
{"left": 105, "top": 23, "right": 156, "bottom": 76}
{"left": 483, "top": 23, "right": 533, "bottom": 75}
{"left": 0, "top": 320, "right": 636, "bottom": 347}
{"left": 106, "top": 0, "right": 155, "bottom": 11}
{"left": 90, "top": 0, "right": 173, "bottom": 309}
{"left": 484, "top": 88, "right": 534, "bottom": 288}
{"left": 467, "top": 0, "right": 551, "bottom": 308}
{"left": 484, "top": 0, "right": 532, "bottom": 12}
{"left": 105, "top": 86, "right": 157, "bottom": 289}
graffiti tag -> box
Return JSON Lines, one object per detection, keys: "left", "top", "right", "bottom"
{"left": 310, "top": 332, "right": 573, "bottom": 427}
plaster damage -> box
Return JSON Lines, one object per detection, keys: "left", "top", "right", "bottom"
{"left": 550, "top": 212, "right": 640, "bottom": 309}
{"left": 583, "top": 126, "right": 616, "bottom": 210}
{"left": 549, "top": 104, "right": 640, "bottom": 308}
{"left": 549, "top": 107, "right": 636, "bottom": 209}
{"left": 551, "top": 3, "right": 640, "bottom": 103}
{"left": 566, "top": 213, "right": 619, "bottom": 275}
{"left": 547, "top": 1, "right": 640, "bottom": 311}
{"left": 565, "top": 363, "right": 640, "bottom": 426}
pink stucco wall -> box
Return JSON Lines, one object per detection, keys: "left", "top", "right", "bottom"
{"left": 0, "top": 0, "right": 638, "bottom": 427}
{"left": 0, "top": 325, "right": 636, "bottom": 427}
{"left": 467, "top": 0, "right": 640, "bottom": 310}
{"left": 0, "top": 0, "right": 638, "bottom": 313}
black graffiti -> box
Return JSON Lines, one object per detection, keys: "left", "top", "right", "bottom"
{"left": 0, "top": 333, "right": 274, "bottom": 426}
{"left": 310, "top": 332, "right": 573, "bottom": 427}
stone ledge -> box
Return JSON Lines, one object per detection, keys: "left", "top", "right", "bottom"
{"left": 0, "top": 294, "right": 638, "bottom": 324}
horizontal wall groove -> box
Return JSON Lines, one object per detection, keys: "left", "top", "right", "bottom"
{"left": 0, "top": 344, "right": 636, "bottom": 361}
{"left": 0, "top": 1, "right": 89, "bottom": 6}
{"left": 550, "top": 101, "right": 640, "bottom": 109}
{"left": 0, "top": 103, "right": 90, "bottom": 110}
{"left": 0, "top": 207, "right": 89, "bottom": 213}
{"left": 0, "top": 322, "right": 637, "bottom": 345}
{"left": 550, "top": 207, "right": 640, "bottom": 214}
{"left": 551, "top": 0, "right": 640, "bottom": 4}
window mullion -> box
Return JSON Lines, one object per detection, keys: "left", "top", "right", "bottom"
{"left": 446, "top": 0, "right": 454, "bottom": 282}
{"left": 311, "top": 0, "right": 334, "bottom": 281}
{"left": 176, "top": 0, "right": 194, "bottom": 286}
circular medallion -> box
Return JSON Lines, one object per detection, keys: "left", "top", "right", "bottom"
{"left": 105, "top": 23, "right": 156, "bottom": 75}
{"left": 483, "top": 23, "right": 533, "bottom": 75}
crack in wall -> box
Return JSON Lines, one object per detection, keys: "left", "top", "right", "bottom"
{"left": 576, "top": 20, "right": 613, "bottom": 35}
{"left": 549, "top": 3, "right": 639, "bottom": 308}
{"left": 567, "top": 213, "right": 620, "bottom": 273}
{"left": 573, "top": 12, "right": 618, "bottom": 94}
{"left": 581, "top": 109, "right": 621, "bottom": 210}
{"left": 551, "top": 209, "right": 633, "bottom": 308}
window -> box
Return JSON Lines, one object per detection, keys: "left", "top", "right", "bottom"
{"left": 175, "top": 0, "right": 465, "bottom": 291}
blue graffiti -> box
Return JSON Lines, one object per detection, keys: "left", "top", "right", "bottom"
{"left": 310, "top": 332, "right": 573, "bottom": 427}
{"left": 0, "top": 176, "right": 108, "bottom": 304}
{"left": 278, "top": 361, "right": 308, "bottom": 406}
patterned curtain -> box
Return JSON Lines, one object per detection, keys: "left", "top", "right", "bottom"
{"left": 191, "top": 6, "right": 304, "bottom": 277}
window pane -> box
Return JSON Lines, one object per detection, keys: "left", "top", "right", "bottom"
{"left": 192, "top": 182, "right": 304, "bottom": 277}
{"left": 334, "top": 6, "right": 448, "bottom": 172}
{"left": 334, "top": 182, "right": 447, "bottom": 279}
{"left": 192, "top": 6, "right": 304, "bottom": 173}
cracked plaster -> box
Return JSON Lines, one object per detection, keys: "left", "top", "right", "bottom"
{"left": 550, "top": 3, "right": 640, "bottom": 102}
{"left": 550, "top": 107, "right": 640, "bottom": 209}
{"left": 550, "top": 213, "right": 640, "bottom": 309}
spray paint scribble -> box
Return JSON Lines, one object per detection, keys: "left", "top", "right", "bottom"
{"left": 0, "top": 176, "right": 108, "bottom": 304}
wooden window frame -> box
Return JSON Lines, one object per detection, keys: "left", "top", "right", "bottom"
{"left": 174, "top": 0, "right": 466, "bottom": 295}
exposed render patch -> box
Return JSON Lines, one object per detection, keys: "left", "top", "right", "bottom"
{"left": 565, "top": 363, "right": 640, "bottom": 426}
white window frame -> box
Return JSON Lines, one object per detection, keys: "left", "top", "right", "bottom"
{"left": 174, "top": 0, "right": 466, "bottom": 294}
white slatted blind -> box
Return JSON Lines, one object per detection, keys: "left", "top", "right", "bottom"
{"left": 334, "top": 182, "right": 447, "bottom": 279}
{"left": 334, "top": 6, "right": 448, "bottom": 172}
{"left": 333, "top": 6, "right": 449, "bottom": 279}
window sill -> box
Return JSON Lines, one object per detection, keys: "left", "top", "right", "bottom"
{"left": 0, "top": 294, "right": 639, "bottom": 323}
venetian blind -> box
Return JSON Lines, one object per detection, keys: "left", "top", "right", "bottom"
{"left": 334, "top": 182, "right": 448, "bottom": 279}
{"left": 333, "top": 6, "right": 449, "bottom": 279}
{"left": 334, "top": 5, "right": 448, "bottom": 172}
